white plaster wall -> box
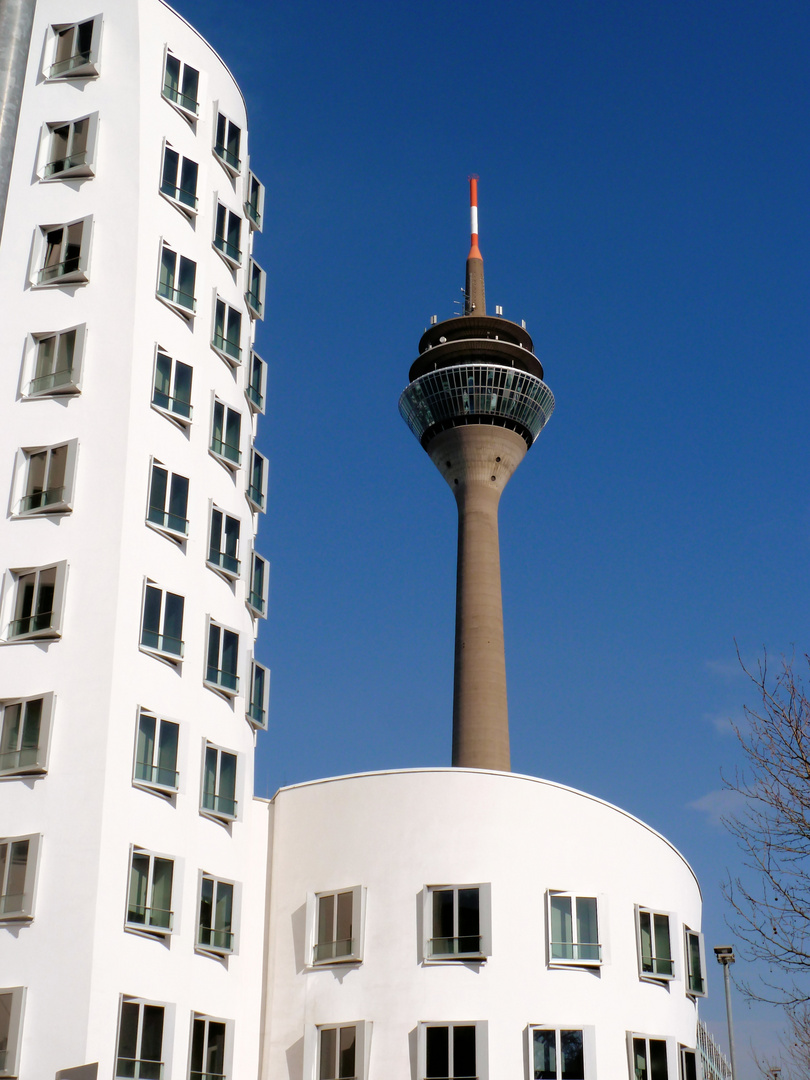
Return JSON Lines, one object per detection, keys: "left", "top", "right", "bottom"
{"left": 0, "top": 2, "right": 269, "bottom": 1077}
{"left": 261, "top": 769, "right": 703, "bottom": 1080}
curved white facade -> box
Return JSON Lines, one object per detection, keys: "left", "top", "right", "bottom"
{"left": 0, "top": 2, "right": 269, "bottom": 1077}
{"left": 261, "top": 769, "right": 704, "bottom": 1079}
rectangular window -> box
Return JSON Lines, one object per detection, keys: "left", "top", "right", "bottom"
{"left": 313, "top": 886, "right": 364, "bottom": 964}
{"left": 214, "top": 203, "right": 242, "bottom": 267}
{"left": 157, "top": 243, "right": 196, "bottom": 314}
{"left": 190, "top": 1015, "right": 229, "bottom": 1080}
{"left": 425, "top": 883, "right": 491, "bottom": 959}
{"left": 201, "top": 744, "right": 238, "bottom": 818}
{"left": 0, "top": 987, "right": 26, "bottom": 1078}
{"left": 245, "top": 170, "right": 265, "bottom": 231}
{"left": 134, "top": 711, "right": 179, "bottom": 792}
{"left": 247, "top": 448, "right": 267, "bottom": 511}
{"left": 205, "top": 624, "right": 240, "bottom": 696}
{"left": 0, "top": 835, "right": 40, "bottom": 920}
{"left": 630, "top": 1035, "right": 670, "bottom": 1080}
{"left": 40, "top": 113, "right": 98, "bottom": 179}
{"left": 637, "top": 908, "right": 674, "bottom": 980}
{"left": 127, "top": 849, "right": 174, "bottom": 933}
{"left": 214, "top": 113, "right": 242, "bottom": 175}
{"left": 248, "top": 552, "right": 268, "bottom": 618}
{"left": 208, "top": 509, "right": 240, "bottom": 577}
{"left": 26, "top": 325, "right": 85, "bottom": 396}
{"left": 115, "top": 998, "right": 165, "bottom": 1080}
{"left": 162, "top": 52, "right": 199, "bottom": 117}
{"left": 684, "top": 928, "right": 706, "bottom": 997}
{"left": 548, "top": 893, "right": 600, "bottom": 965}
{"left": 531, "top": 1028, "right": 585, "bottom": 1080}
{"left": 140, "top": 583, "right": 184, "bottom": 660}
{"left": 0, "top": 694, "right": 53, "bottom": 776}
{"left": 33, "top": 217, "right": 91, "bottom": 286}
{"left": 246, "top": 351, "right": 267, "bottom": 414}
{"left": 246, "top": 258, "right": 266, "bottom": 320}
{"left": 48, "top": 17, "right": 102, "bottom": 79}
{"left": 5, "top": 562, "right": 67, "bottom": 642}
{"left": 147, "top": 461, "right": 189, "bottom": 539}
{"left": 212, "top": 299, "right": 242, "bottom": 363}
{"left": 248, "top": 657, "right": 270, "bottom": 729}
{"left": 678, "top": 1048, "right": 697, "bottom": 1080}
{"left": 160, "top": 144, "right": 199, "bottom": 213}
{"left": 317, "top": 1023, "right": 370, "bottom": 1080}
{"left": 153, "top": 349, "right": 193, "bottom": 422}
{"left": 210, "top": 401, "right": 242, "bottom": 468}
{"left": 420, "top": 1023, "right": 485, "bottom": 1080}
{"left": 198, "top": 875, "right": 235, "bottom": 953}
{"left": 16, "top": 440, "right": 78, "bottom": 516}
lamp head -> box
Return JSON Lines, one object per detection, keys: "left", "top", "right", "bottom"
{"left": 714, "top": 945, "right": 736, "bottom": 964}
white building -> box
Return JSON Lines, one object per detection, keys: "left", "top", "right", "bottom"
{"left": 0, "top": 2, "right": 270, "bottom": 1077}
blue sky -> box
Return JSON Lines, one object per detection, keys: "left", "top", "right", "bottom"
{"left": 174, "top": 1, "right": 809, "bottom": 1071}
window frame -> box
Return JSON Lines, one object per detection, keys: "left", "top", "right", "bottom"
{"left": 2, "top": 561, "right": 68, "bottom": 643}
{"left": 23, "top": 324, "right": 86, "bottom": 397}
{"left": 210, "top": 399, "right": 242, "bottom": 470}
{"left": 678, "top": 1046, "right": 698, "bottom": 1080}
{"left": 38, "top": 112, "right": 99, "bottom": 181}
{"left": 139, "top": 580, "right": 185, "bottom": 663}
{"left": 31, "top": 216, "right": 92, "bottom": 287}
{"left": 189, "top": 1013, "right": 232, "bottom": 1080}
{"left": 248, "top": 550, "right": 269, "bottom": 619}
{"left": 125, "top": 845, "right": 175, "bottom": 935}
{"left": 115, "top": 996, "right": 171, "bottom": 1080}
{"left": 546, "top": 891, "right": 602, "bottom": 968}
{"left": 683, "top": 927, "right": 707, "bottom": 998}
{"left": 133, "top": 708, "right": 180, "bottom": 795}
{"left": 247, "top": 654, "right": 270, "bottom": 730}
{"left": 245, "top": 169, "right": 265, "bottom": 232}
{"left": 0, "top": 693, "right": 54, "bottom": 777}
{"left": 0, "top": 834, "right": 41, "bottom": 921}
{"left": 417, "top": 1021, "right": 488, "bottom": 1080}
{"left": 308, "top": 885, "right": 366, "bottom": 966}
{"left": 45, "top": 17, "right": 102, "bottom": 80}
{"left": 152, "top": 347, "right": 193, "bottom": 425}
{"left": 212, "top": 296, "right": 243, "bottom": 366}
{"left": 635, "top": 906, "right": 676, "bottom": 982}
{"left": 213, "top": 201, "right": 243, "bottom": 269}
{"left": 204, "top": 620, "right": 241, "bottom": 698}
{"left": 156, "top": 240, "right": 197, "bottom": 317}
{"left": 200, "top": 740, "right": 239, "bottom": 821}
{"left": 213, "top": 110, "right": 242, "bottom": 176}
{"left": 246, "top": 258, "right": 266, "bottom": 320}
{"left": 207, "top": 506, "right": 241, "bottom": 580}
{"left": 312, "top": 1021, "right": 371, "bottom": 1080}
{"left": 527, "top": 1025, "right": 592, "bottom": 1080}
{"left": 146, "top": 458, "right": 189, "bottom": 542}
{"left": 246, "top": 351, "right": 267, "bottom": 415}
{"left": 159, "top": 139, "right": 199, "bottom": 217}
{"left": 627, "top": 1033, "right": 675, "bottom": 1080}
{"left": 247, "top": 448, "right": 267, "bottom": 512}
{"left": 12, "top": 439, "right": 79, "bottom": 517}
{"left": 0, "top": 986, "right": 26, "bottom": 1079}
{"left": 422, "top": 882, "right": 492, "bottom": 962}
{"left": 196, "top": 872, "right": 237, "bottom": 955}
{"left": 161, "top": 47, "right": 200, "bottom": 119}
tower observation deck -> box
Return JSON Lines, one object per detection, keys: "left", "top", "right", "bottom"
{"left": 399, "top": 179, "right": 554, "bottom": 770}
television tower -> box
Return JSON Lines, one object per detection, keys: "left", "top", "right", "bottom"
{"left": 399, "top": 178, "right": 555, "bottom": 770}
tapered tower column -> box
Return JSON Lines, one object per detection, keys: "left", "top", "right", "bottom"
{"left": 400, "top": 180, "right": 555, "bottom": 769}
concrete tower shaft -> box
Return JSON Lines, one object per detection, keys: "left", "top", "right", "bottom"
{"left": 399, "top": 181, "right": 554, "bottom": 771}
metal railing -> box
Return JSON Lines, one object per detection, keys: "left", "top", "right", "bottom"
{"left": 157, "top": 280, "right": 195, "bottom": 312}
{"left": 0, "top": 892, "right": 25, "bottom": 915}
{"left": 152, "top": 387, "right": 192, "bottom": 419}
{"left": 115, "top": 1056, "right": 164, "bottom": 1079}
{"left": 0, "top": 747, "right": 40, "bottom": 771}
{"left": 210, "top": 436, "right": 241, "bottom": 466}
{"left": 9, "top": 611, "right": 53, "bottom": 637}
{"left": 247, "top": 289, "right": 263, "bottom": 318}
{"left": 205, "top": 666, "right": 240, "bottom": 695}
{"left": 313, "top": 937, "right": 354, "bottom": 962}
{"left": 248, "top": 590, "right": 265, "bottom": 615}
{"left": 127, "top": 904, "right": 173, "bottom": 931}
{"left": 248, "top": 701, "right": 266, "bottom": 727}
{"left": 140, "top": 630, "right": 184, "bottom": 658}
{"left": 214, "top": 142, "right": 240, "bottom": 172}
{"left": 247, "top": 483, "right": 264, "bottom": 509}
{"left": 43, "top": 149, "right": 88, "bottom": 176}
{"left": 134, "top": 760, "right": 178, "bottom": 790}
{"left": 198, "top": 925, "right": 234, "bottom": 951}
{"left": 147, "top": 506, "right": 188, "bottom": 536}
{"left": 212, "top": 332, "right": 241, "bottom": 361}
{"left": 213, "top": 235, "right": 241, "bottom": 264}
{"left": 201, "top": 787, "right": 237, "bottom": 816}
{"left": 160, "top": 179, "right": 198, "bottom": 210}
{"left": 429, "top": 935, "right": 483, "bottom": 956}
{"left": 29, "top": 367, "right": 74, "bottom": 394}
{"left": 162, "top": 81, "right": 198, "bottom": 115}
{"left": 50, "top": 51, "right": 91, "bottom": 77}
{"left": 550, "top": 940, "right": 601, "bottom": 962}
{"left": 246, "top": 199, "right": 261, "bottom": 229}
{"left": 208, "top": 548, "right": 240, "bottom": 576}
{"left": 20, "top": 486, "right": 64, "bottom": 513}
{"left": 246, "top": 382, "right": 263, "bottom": 410}
{"left": 642, "top": 953, "right": 674, "bottom": 977}
{"left": 37, "top": 256, "right": 82, "bottom": 284}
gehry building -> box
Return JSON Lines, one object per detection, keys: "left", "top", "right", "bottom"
{"left": 0, "top": 4, "right": 709, "bottom": 1080}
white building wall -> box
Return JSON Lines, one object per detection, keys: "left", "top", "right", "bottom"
{"left": 0, "top": 2, "right": 270, "bottom": 1077}
{"left": 261, "top": 769, "right": 703, "bottom": 1080}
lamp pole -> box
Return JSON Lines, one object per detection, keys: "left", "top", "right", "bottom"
{"left": 714, "top": 945, "right": 738, "bottom": 1080}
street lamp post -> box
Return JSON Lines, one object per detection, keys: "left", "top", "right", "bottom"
{"left": 714, "top": 945, "right": 738, "bottom": 1080}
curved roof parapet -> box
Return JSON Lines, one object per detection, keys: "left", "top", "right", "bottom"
{"left": 399, "top": 363, "right": 555, "bottom": 449}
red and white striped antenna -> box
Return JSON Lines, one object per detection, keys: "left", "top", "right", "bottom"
{"left": 468, "top": 174, "right": 482, "bottom": 261}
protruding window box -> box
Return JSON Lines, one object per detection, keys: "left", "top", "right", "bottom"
{"left": 134, "top": 711, "right": 179, "bottom": 794}
{"left": 636, "top": 906, "right": 675, "bottom": 981}
{"left": 14, "top": 440, "right": 78, "bottom": 518}
{"left": 213, "top": 203, "right": 242, "bottom": 268}
{"left": 245, "top": 170, "right": 265, "bottom": 231}
{"left": 248, "top": 552, "right": 268, "bottom": 619}
{"left": 140, "top": 585, "right": 184, "bottom": 662}
{"left": 205, "top": 623, "right": 240, "bottom": 697}
{"left": 424, "top": 883, "right": 491, "bottom": 961}
{"left": 247, "top": 658, "right": 269, "bottom": 730}
{"left": 311, "top": 886, "right": 365, "bottom": 965}
{"left": 0, "top": 834, "right": 40, "bottom": 920}
{"left": 39, "top": 113, "right": 98, "bottom": 180}
{"left": 157, "top": 244, "right": 196, "bottom": 317}
{"left": 0, "top": 986, "right": 26, "bottom": 1078}
{"left": 162, "top": 53, "right": 199, "bottom": 118}
{"left": 115, "top": 999, "right": 167, "bottom": 1080}
{"left": 548, "top": 892, "right": 601, "bottom": 966}
{"left": 152, "top": 351, "right": 192, "bottom": 424}
{"left": 4, "top": 563, "right": 67, "bottom": 643}
{"left": 684, "top": 927, "right": 707, "bottom": 997}
{"left": 0, "top": 694, "right": 53, "bottom": 777}
{"left": 147, "top": 461, "right": 189, "bottom": 541}
{"left": 160, "top": 144, "right": 199, "bottom": 217}
{"left": 212, "top": 299, "right": 242, "bottom": 365}
{"left": 246, "top": 352, "right": 267, "bottom": 414}
{"left": 197, "top": 874, "right": 235, "bottom": 954}
{"left": 246, "top": 258, "right": 266, "bottom": 320}
{"left": 247, "top": 449, "right": 267, "bottom": 512}
{"left": 25, "top": 326, "right": 85, "bottom": 398}
{"left": 214, "top": 112, "right": 242, "bottom": 176}
{"left": 47, "top": 18, "right": 102, "bottom": 80}
{"left": 210, "top": 402, "right": 242, "bottom": 470}
{"left": 208, "top": 508, "right": 240, "bottom": 579}
{"left": 127, "top": 849, "right": 174, "bottom": 936}
{"left": 32, "top": 218, "right": 92, "bottom": 287}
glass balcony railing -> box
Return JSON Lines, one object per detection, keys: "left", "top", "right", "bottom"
{"left": 208, "top": 549, "right": 240, "bottom": 576}
{"left": 152, "top": 387, "right": 192, "bottom": 419}
{"left": 44, "top": 150, "right": 89, "bottom": 177}
{"left": 37, "top": 257, "right": 82, "bottom": 284}
{"left": 313, "top": 938, "right": 354, "bottom": 962}
{"left": 162, "top": 80, "right": 199, "bottom": 115}
{"left": 246, "top": 199, "right": 261, "bottom": 229}
{"left": 134, "top": 760, "right": 178, "bottom": 790}
{"left": 550, "top": 941, "right": 601, "bottom": 962}
{"left": 9, "top": 611, "right": 54, "bottom": 638}
{"left": 0, "top": 747, "right": 41, "bottom": 772}
{"left": 0, "top": 892, "right": 25, "bottom": 915}
{"left": 214, "top": 142, "right": 240, "bottom": 172}
{"left": 115, "top": 1056, "right": 164, "bottom": 1080}
{"left": 248, "top": 700, "right": 266, "bottom": 727}
{"left": 140, "top": 629, "right": 184, "bottom": 658}
{"left": 212, "top": 332, "right": 241, "bottom": 361}
{"left": 247, "top": 483, "right": 264, "bottom": 510}
{"left": 214, "top": 235, "right": 241, "bottom": 264}
{"left": 50, "top": 51, "right": 91, "bottom": 77}
{"left": 19, "top": 486, "right": 64, "bottom": 513}
{"left": 246, "top": 382, "right": 263, "bottom": 410}
{"left": 160, "top": 179, "right": 198, "bottom": 210}
{"left": 198, "top": 925, "right": 234, "bottom": 951}
{"left": 127, "top": 904, "right": 173, "bottom": 931}
{"left": 248, "top": 590, "right": 265, "bottom": 616}
{"left": 429, "top": 934, "right": 483, "bottom": 956}
{"left": 29, "top": 367, "right": 75, "bottom": 395}
{"left": 189, "top": 1072, "right": 226, "bottom": 1080}
{"left": 210, "top": 437, "right": 241, "bottom": 466}
{"left": 205, "top": 667, "right": 240, "bottom": 695}
{"left": 147, "top": 505, "right": 189, "bottom": 536}
{"left": 157, "top": 280, "right": 195, "bottom": 312}
{"left": 247, "top": 290, "right": 263, "bottom": 318}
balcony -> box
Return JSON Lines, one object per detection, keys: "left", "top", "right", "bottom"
{"left": 140, "top": 629, "right": 184, "bottom": 659}
{"left": 134, "top": 760, "right": 178, "bottom": 791}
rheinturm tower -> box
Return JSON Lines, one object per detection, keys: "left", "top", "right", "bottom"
{"left": 399, "top": 179, "right": 555, "bottom": 769}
